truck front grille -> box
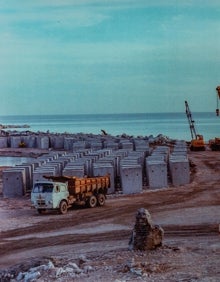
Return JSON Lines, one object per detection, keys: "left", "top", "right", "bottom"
{"left": 37, "top": 199, "right": 46, "bottom": 206}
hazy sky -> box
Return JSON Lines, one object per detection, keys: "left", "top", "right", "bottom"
{"left": 1, "top": 0, "right": 220, "bottom": 115}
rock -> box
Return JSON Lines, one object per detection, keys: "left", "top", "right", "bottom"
{"left": 129, "top": 208, "right": 164, "bottom": 251}
{"left": 83, "top": 265, "right": 94, "bottom": 273}
{"left": 67, "top": 262, "right": 82, "bottom": 274}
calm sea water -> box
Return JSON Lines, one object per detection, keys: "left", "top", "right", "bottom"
{"left": 0, "top": 113, "right": 219, "bottom": 142}
{"left": 0, "top": 157, "right": 33, "bottom": 166}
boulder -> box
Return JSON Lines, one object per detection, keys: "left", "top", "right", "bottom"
{"left": 129, "top": 208, "right": 164, "bottom": 251}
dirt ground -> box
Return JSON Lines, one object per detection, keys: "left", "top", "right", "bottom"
{"left": 0, "top": 148, "right": 220, "bottom": 281}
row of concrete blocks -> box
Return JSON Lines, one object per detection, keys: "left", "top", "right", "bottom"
{"left": 2, "top": 142, "right": 190, "bottom": 198}
{"left": 2, "top": 146, "right": 149, "bottom": 197}
{"left": 146, "top": 141, "right": 190, "bottom": 188}
{"left": 0, "top": 135, "right": 148, "bottom": 151}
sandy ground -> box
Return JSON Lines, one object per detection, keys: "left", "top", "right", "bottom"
{"left": 0, "top": 148, "right": 220, "bottom": 281}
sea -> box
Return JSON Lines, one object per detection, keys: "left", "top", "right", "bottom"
{"left": 0, "top": 112, "right": 219, "bottom": 142}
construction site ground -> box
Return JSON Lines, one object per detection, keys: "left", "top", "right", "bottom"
{"left": 0, "top": 148, "right": 220, "bottom": 281}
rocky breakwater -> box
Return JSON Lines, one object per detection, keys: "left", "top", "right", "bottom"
{"left": 0, "top": 124, "right": 30, "bottom": 130}
{"left": 0, "top": 128, "right": 175, "bottom": 150}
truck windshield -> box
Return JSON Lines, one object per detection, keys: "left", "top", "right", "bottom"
{"left": 33, "top": 183, "right": 54, "bottom": 193}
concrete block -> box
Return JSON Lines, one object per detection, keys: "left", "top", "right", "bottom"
{"left": 0, "top": 137, "right": 8, "bottom": 148}
{"left": 62, "top": 165, "right": 85, "bottom": 177}
{"left": 22, "top": 135, "right": 36, "bottom": 148}
{"left": 37, "top": 136, "right": 49, "bottom": 149}
{"left": 169, "top": 157, "right": 190, "bottom": 186}
{"left": 119, "top": 140, "right": 134, "bottom": 151}
{"left": 50, "top": 135, "right": 64, "bottom": 149}
{"left": 64, "top": 137, "right": 76, "bottom": 151}
{"left": 146, "top": 160, "right": 168, "bottom": 188}
{"left": 10, "top": 136, "right": 22, "bottom": 148}
{"left": 33, "top": 168, "right": 56, "bottom": 183}
{"left": 72, "top": 141, "right": 87, "bottom": 150}
{"left": 120, "top": 164, "right": 142, "bottom": 194}
{"left": 15, "top": 164, "right": 33, "bottom": 191}
{"left": 89, "top": 141, "right": 103, "bottom": 150}
{"left": 103, "top": 140, "right": 119, "bottom": 150}
{"left": 3, "top": 168, "right": 26, "bottom": 197}
{"left": 92, "top": 163, "right": 115, "bottom": 194}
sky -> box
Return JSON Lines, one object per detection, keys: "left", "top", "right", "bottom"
{"left": 1, "top": 0, "right": 220, "bottom": 115}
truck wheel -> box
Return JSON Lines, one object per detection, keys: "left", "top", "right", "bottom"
{"left": 59, "top": 201, "right": 68, "bottom": 214}
{"left": 37, "top": 209, "right": 42, "bottom": 214}
{"left": 97, "top": 193, "right": 105, "bottom": 206}
{"left": 88, "top": 195, "right": 97, "bottom": 208}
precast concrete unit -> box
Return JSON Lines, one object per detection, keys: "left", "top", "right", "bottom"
{"left": 119, "top": 140, "right": 134, "bottom": 151}
{"left": 37, "top": 136, "right": 49, "bottom": 149}
{"left": 152, "top": 146, "right": 170, "bottom": 162}
{"left": 62, "top": 164, "right": 85, "bottom": 177}
{"left": 120, "top": 164, "right": 142, "bottom": 194}
{"left": 64, "top": 137, "right": 76, "bottom": 151}
{"left": 3, "top": 168, "right": 26, "bottom": 197}
{"left": 10, "top": 136, "right": 22, "bottom": 148}
{"left": 92, "top": 162, "right": 115, "bottom": 194}
{"left": 15, "top": 164, "right": 33, "bottom": 192}
{"left": 50, "top": 135, "right": 64, "bottom": 149}
{"left": 22, "top": 135, "right": 36, "bottom": 148}
{"left": 133, "top": 139, "right": 150, "bottom": 155}
{"left": 89, "top": 141, "right": 103, "bottom": 150}
{"left": 33, "top": 167, "right": 56, "bottom": 183}
{"left": 169, "top": 156, "right": 190, "bottom": 186}
{"left": 103, "top": 140, "right": 119, "bottom": 150}
{"left": 72, "top": 141, "right": 87, "bottom": 150}
{"left": 146, "top": 159, "right": 168, "bottom": 189}
{"left": 0, "top": 137, "right": 8, "bottom": 148}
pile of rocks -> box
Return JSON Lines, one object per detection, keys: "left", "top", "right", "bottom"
{"left": 0, "top": 255, "right": 94, "bottom": 282}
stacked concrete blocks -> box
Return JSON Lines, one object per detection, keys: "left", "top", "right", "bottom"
{"left": 169, "top": 141, "right": 190, "bottom": 186}
{"left": 119, "top": 140, "right": 134, "bottom": 151}
{"left": 1, "top": 137, "right": 191, "bottom": 198}
{"left": 15, "top": 163, "right": 33, "bottom": 192}
{"left": 145, "top": 146, "right": 169, "bottom": 189}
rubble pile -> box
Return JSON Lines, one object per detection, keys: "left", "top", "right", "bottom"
{"left": 0, "top": 255, "right": 94, "bottom": 282}
{"left": 129, "top": 208, "right": 164, "bottom": 251}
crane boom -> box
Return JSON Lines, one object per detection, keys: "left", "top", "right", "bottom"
{"left": 216, "top": 86, "right": 220, "bottom": 116}
{"left": 185, "top": 101, "right": 197, "bottom": 140}
{"left": 184, "top": 100, "right": 205, "bottom": 151}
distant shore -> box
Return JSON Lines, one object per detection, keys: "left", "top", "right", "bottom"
{"left": 0, "top": 124, "right": 30, "bottom": 129}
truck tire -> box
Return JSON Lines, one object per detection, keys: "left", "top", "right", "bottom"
{"left": 37, "top": 209, "right": 46, "bottom": 214}
{"left": 97, "top": 193, "right": 105, "bottom": 206}
{"left": 59, "top": 200, "right": 68, "bottom": 214}
{"left": 88, "top": 195, "right": 97, "bottom": 208}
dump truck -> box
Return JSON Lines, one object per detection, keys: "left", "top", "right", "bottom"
{"left": 31, "top": 174, "right": 110, "bottom": 214}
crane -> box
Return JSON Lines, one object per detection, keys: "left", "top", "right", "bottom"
{"left": 208, "top": 86, "right": 220, "bottom": 150}
{"left": 185, "top": 101, "right": 206, "bottom": 151}
{"left": 216, "top": 86, "right": 220, "bottom": 116}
